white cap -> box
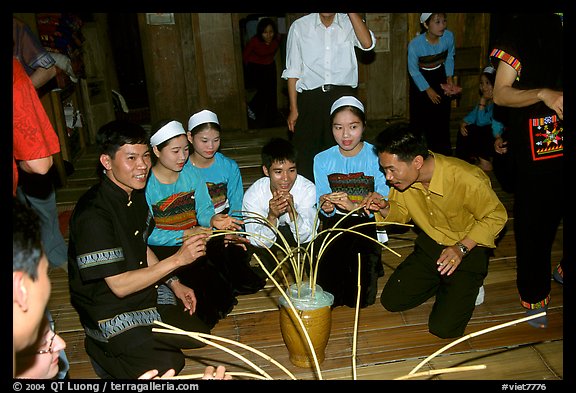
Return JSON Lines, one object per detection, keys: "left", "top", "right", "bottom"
{"left": 150, "top": 120, "right": 186, "bottom": 147}
{"left": 188, "top": 109, "right": 219, "bottom": 131}
{"left": 420, "top": 13, "right": 433, "bottom": 24}
{"left": 483, "top": 65, "right": 496, "bottom": 74}
{"left": 330, "top": 96, "right": 365, "bottom": 115}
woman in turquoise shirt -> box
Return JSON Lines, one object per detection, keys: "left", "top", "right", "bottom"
{"left": 145, "top": 120, "right": 243, "bottom": 328}
{"left": 187, "top": 110, "right": 266, "bottom": 295}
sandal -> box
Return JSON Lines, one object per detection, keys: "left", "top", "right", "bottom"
{"left": 526, "top": 306, "right": 548, "bottom": 329}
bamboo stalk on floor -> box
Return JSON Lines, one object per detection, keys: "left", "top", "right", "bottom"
{"left": 408, "top": 311, "right": 547, "bottom": 375}
{"left": 394, "top": 365, "right": 487, "bottom": 380}
{"left": 352, "top": 254, "right": 361, "bottom": 381}
{"left": 152, "top": 320, "right": 297, "bottom": 380}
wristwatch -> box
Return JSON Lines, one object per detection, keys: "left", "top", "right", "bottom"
{"left": 165, "top": 276, "right": 180, "bottom": 286}
{"left": 456, "top": 241, "right": 469, "bottom": 257}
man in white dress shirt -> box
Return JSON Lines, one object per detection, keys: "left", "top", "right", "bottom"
{"left": 242, "top": 138, "right": 318, "bottom": 275}
{"left": 282, "top": 13, "right": 376, "bottom": 181}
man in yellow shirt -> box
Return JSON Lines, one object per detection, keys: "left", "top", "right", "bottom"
{"left": 363, "top": 122, "right": 508, "bottom": 338}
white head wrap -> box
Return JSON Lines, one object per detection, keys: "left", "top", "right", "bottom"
{"left": 330, "top": 96, "right": 365, "bottom": 115}
{"left": 483, "top": 66, "right": 496, "bottom": 74}
{"left": 420, "top": 13, "right": 433, "bottom": 24}
{"left": 150, "top": 120, "right": 186, "bottom": 147}
{"left": 188, "top": 109, "right": 219, "bottom": 131}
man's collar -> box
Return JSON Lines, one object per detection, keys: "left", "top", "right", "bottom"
{"left": 315, "top": 13, "right": 343, "bottom": 29}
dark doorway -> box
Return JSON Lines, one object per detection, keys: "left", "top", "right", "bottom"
{"left": 107, "top": 13, "right": 150, "bottom": 119}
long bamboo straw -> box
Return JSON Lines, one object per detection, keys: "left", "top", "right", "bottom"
{"left": 352, "top": 254, "right": 361, "bottom": 380}
{"left": 152, "top": 320, "right": 297, "bottom": 380}
{"left": 409, "top": 311, "right": 547, "bottom": 375}
{"left": 394, "top": 364, "right": 487, "bottom": 380}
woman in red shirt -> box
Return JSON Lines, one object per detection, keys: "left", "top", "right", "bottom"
{"left": 242, "top": 17, "right": 281, "bottom": 128}
{"left": 12, "top": 57, "right": 60, "bottom": 196}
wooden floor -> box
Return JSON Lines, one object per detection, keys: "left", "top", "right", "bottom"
{"left": 50, "top": 120, "right": 564, "bottom": 383}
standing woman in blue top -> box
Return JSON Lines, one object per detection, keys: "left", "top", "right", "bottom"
{"left": 187, "top": 110, "right": 266, "bottom": 295}
{"left": 313, "top": 96, "right": 390, "bottom": 308}
{"left": 408, "top": 13, "right": 456, "bottom": 156}
{"left": 145, "top": 120, "right": 242, "bottom": 328}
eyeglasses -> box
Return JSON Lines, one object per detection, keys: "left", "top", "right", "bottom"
{"left": 36, "top": 319, "right": 56, "bottom": 355}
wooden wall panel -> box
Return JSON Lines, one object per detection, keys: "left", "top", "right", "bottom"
{"left": 138, "top": 13, "right": 189, "bottom": 126}
{"left": 195, "top": 13, "right": 246, "bottom": 130}
{"left": 139, "top": 13, "right": 246, "bottom": 129}
{"left": 80, "top": 14, "right": 116, "bottom": 141}
{"left": 179, "top": 14, "right": 201, "bottom": 121}
{"left": 363, "top": 13, "right": 408, "bottom": 121}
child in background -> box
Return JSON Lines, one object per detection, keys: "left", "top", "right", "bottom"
{"left": 187, "top": 110, "right": 266, "bottom": 295}
{"left": 455, "top": 66, "right": 504, "bottom": 171}
{"left": 313, "top": 96, "right": 390, "bottom": 308}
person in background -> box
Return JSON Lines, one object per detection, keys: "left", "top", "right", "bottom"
{"left": 13, "top": 17, "right": 57, "bottom": 89}
{"left": 364, "top": 122, "right": 507, "bottom": 338}
{"left": 242, "top": 17, "right": 282, "bottom": 128}
{"left": 145, "top": 119, "right": 249, "bottom": 329}
{"left": 68, "top": 120, "right": 211, "bottom": 379}
{"left": 490, "top": 12, "right": 564, "bottom": 329}
{"left": 242, "top": 137, "right": 318, "bottom": 276}
{"left": 408, "top": 13, "right": 457, "bottom": 156}
{"left": 282, "top": 13, "right": 376, "bottom": 181}
{"left": 313, "top": 96, "right": 389, "bottom": 308}
{"left": 13, "top": 16, "right": 69, "bottom": 273}
{"left": 455, "top": 65, "right": 505, "bottom": 171}
{"left": 187, "top": 109, "right": 266, "bottom": 295}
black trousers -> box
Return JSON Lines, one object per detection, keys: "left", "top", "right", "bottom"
{"left": 381, "top": 231, "right": 489, "bottom": 338}
{"left": 455, "top": 124, "right": 495, "bottom": 162}
{"left": 150, "top": 243, "right": 240, "bottom": 329}
{"left": 514, "top": 165, "right": 563, "bottom": 307}
{"left": 85, "top": 303, "right": 210, "bottom": 379}
{"left": 247, "top": 61, "right": 278, "bottom": 127}
{"left": 315, "top": 214, "right": 383, "bottom": 309}
{"left": 409, "top": 66, "right": 452, "bottom": 156}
